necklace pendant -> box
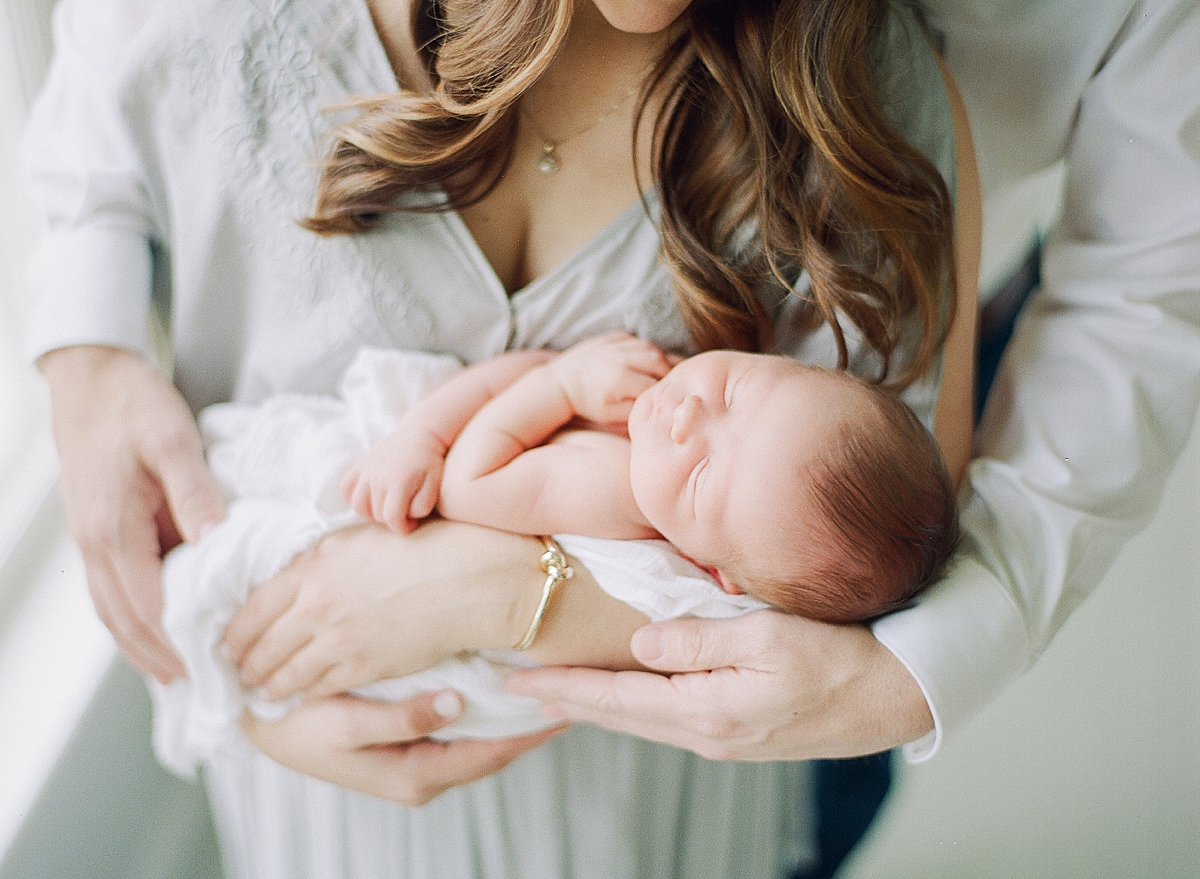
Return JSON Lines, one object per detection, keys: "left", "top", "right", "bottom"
{"left": 537, "top": 143, "right": 560, "bottom": 176}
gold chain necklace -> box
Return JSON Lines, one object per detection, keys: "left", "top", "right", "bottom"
{"left": 519, "top": 68, "right": 650, "bottom": 176}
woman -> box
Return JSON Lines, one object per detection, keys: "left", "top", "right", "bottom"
{"left": 28, "top": 0, "right": 977, "bottom": 875}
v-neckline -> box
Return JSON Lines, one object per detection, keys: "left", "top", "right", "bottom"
{"left": 348, "top": 0, "right": 659, "bottom": 304}
{"left": 439, "top": 194, "right": 656, "bottom": 303}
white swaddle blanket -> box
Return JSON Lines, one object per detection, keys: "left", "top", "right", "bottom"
{"left": 151, "top": 348, "right": 766, "bottom": 778}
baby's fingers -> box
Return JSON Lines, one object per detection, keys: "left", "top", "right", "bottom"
{"left": 607, "top": 369, "right": 661, "bottom": 407}
{"left": 381, "top": 489, "right": 407, "bottom": 533}
{"left": 344, "top": 475, "right": 375, "bottom": 521}
{"left": 340, "top": 465, "right": 362, "bottom": 503}
{"left": 626, "top": 345, "right": 675, "bottom": 379}
{"left": 604, "top": 336, "right": 672, "bottom": 376}
{"left": 409, "top": 471, "right": 440, "bottom": 522}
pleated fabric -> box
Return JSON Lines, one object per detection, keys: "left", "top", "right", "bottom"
{"left": 205, "top": 724, "right": 813, "bottom": 879}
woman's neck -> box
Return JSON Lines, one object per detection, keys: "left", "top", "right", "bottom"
{"left": 520, "top": 1, "right": 673, "bottom": 148}
{"left": 366, "top": 0, "right": 431, "bottom": 92}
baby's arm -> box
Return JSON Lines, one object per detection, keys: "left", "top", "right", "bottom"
{"left": 439, "top": 333, "right": 673, "bottom": 538}
{"left": 342, "top": 349, "right": 555, "bottom": 532}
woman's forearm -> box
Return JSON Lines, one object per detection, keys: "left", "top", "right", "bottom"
{"left": 226, "top": 517, "right": 649, "bottom": 701}
{"left": 383, "top": 518, "right": 649, "bottom": 670}
{"left": 520, "top": 541, "right": 650, "bottom": 671}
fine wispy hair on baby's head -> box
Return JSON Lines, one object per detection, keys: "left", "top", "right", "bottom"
{"left": 739, "top": 375, "right": 960, "bottom": 624}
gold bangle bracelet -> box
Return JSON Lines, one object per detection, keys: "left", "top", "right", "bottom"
{"left": 513, "top": 537, "right": 574, "bottom": 651}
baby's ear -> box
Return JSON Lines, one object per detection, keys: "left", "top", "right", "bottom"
{"left": 685, "top": 555, "right": 745, "bottom": 595}
{"left": 713, "top": 568, "right": 745, "bottom": 596}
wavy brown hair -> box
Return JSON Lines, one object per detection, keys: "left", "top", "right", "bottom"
{"left": 306, "top": 0, "right": 956, "bottom": 388}
{"left": 734, "top": 372, "right": 960, "bottom": 623}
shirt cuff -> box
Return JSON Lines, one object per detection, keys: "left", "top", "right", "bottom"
{"left": 24, "top": 224, "right": 153, "bottom": 363}
{"left": 871, "top": 551, "right": 1031, "bottom": 763}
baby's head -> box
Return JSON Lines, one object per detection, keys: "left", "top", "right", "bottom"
{"left": 627, "top": 350, "right": 959, "bottom": 623}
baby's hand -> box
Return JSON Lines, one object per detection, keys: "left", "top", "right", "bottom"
{"left": 551, "top": 332, "right": 677, "bottom": 423}
{"left": 340, "top": 427, "right": 447, "bottom": 533}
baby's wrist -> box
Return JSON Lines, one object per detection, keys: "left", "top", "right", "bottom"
{"left": 542, "top": 362, "right": 582, "bottom": 414}
{"left": 394, "top": 421, "right": 448, "bottom": 457}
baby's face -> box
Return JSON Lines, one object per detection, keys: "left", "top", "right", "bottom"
{"left": 627, "top": 351, "right": 857, "bottom": 592}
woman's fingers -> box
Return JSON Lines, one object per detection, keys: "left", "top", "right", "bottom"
{"left": 259, "top": 628, "right": 378, "bottom": 701}
{"left": 628, "top": 615, "right": 770, "bottom": 672}
{"left": 241, "top": 692, "right": 565, "bottom": 806}
{"left": 390, "top": 727, "right": 566, "bottom": 804}
{"left": 72, "top": 471, "right": 187, "bottom": 682}
{"left": 237, "top": 619, "right": 315, "bottom": 690}
{"left": 40, "top": 345, "right": 221, "bottom": 683}
{"left": 222, "top": 567, "right": 303, "bottom": 666}
{"left": 107, "top": 513, "right": 190, "bottom": 680}
{"left": 336, "top": 691, "right": 465, "bottom": 748}
{"left": 299, "top": 650, "right": 372, "bottom": 700}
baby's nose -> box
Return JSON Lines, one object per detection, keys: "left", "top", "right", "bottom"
{"left": 670, "top": 394, "right": 702, "bottom": 444}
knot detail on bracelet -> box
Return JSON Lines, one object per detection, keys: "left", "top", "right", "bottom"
{"left": 539, "top": 542, "right": 573, "bottom": 583}
{"left": 513, "top": 537, "right": 574, "bottom": 651}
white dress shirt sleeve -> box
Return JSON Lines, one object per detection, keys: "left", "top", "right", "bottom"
{"left": 22, "top": 0, "right": 162, "bottom": 362}
{"left": 877, "top": 0, "right": 1200, "bottom": 760}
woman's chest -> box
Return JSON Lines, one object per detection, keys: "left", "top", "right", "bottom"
{"left": 457, "top": 102, "right": 653, "bottom": 294}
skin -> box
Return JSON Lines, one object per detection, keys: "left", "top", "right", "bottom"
{"left": 628, "top": 350, "right": 862, "bottom": 593}
{"left": 454, "top": 0, "right": 674, "bottom": 293}
{"left": 244, "top": 339, "right": 914, "bottom": 710}
{"left": 587, "top": 0, "right": 691, "bottom": 33}
{"left": 38, "top": 345, "right": 225, "bottom": 683}
{"left": 341, "top": 349, "right": 558, "bottom": 532}
{"left": 41, "top": 0, "right": 980, "bottom": 803}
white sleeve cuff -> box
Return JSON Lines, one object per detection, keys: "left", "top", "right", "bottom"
{"left": 871, "top": 552, "right": 1031, "bottom": 763}
{"left": 24, "top": 224, "right": 153, "bottom": 363}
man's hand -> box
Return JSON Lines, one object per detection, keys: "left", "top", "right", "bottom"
{"left": 39, "top": 345, "right": 226, "bottom": 682}
{"left": 507, "top": 610, "right": 934, "bottom": 761}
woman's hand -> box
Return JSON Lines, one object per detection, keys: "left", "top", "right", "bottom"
{"left": 507, "top": 610, "right": 934, "bottom": 760}
{"left": 39, "top": 345, "right": 226, "bottom": 683}
{"left": 223, "top": 520, "right": 547, "bottom": 702}
{"left": 240, "top": 690, "right": 565, "bottom": 806}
